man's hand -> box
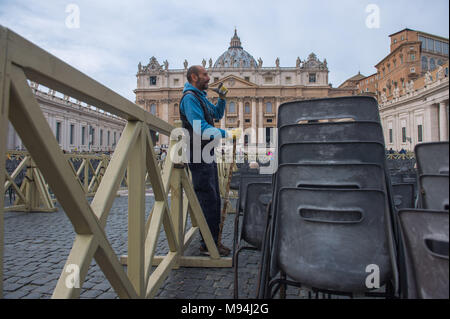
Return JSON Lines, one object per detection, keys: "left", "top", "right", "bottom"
{"left": 227, "top": 128, "right": 242, "bottom": 140}
{"left": 212, "top": 83, "right": 228, "bottom": 99}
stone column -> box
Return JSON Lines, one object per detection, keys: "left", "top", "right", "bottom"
{"left": 439, "top": 101, "right": 448, "bottom": 141}
{"left": 251, "top": 98, "right": 257, "bottom": 144}
{"left": 258, "top": 98, "right": 264, "bottom": 144}
{"left": 161, "top": 100, "right": 169, "bottom": 146}
{"left": 238, "top": 98, "right": 244, "bottom": 130}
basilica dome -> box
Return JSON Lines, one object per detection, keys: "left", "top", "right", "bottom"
{"left": 213, "top": 29, "right": 258, "bottom": 68}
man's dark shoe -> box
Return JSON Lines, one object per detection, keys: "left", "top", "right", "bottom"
{"left": 199, "top": 244, "right": 231, "bottom": 257}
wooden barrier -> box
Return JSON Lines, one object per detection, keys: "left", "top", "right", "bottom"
{"left": 0, "top": 25, "right": 231, "bottom": 299}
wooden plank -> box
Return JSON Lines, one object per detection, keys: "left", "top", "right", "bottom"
{"left": 178, "top": 256, "right": 232, "bottom": 268}
{"left": 3, "top": 155, "right": 28, "bottom": 190}
{"left": 127, "top": 126, "right": 146, "bottom": 297}
{"left": 145, "top": 252, "right": 178, "bottom": 299}
{"left": 0, "top": 26, "right": 11, "bottom": 298}
{"left": 5, "top": 27, "right": 173, "bottom": 136}
{"left": 9, "top": 65, "right": 137, "bottom": 298}
{"left": 52, "top": 234, "right": 97, "bottom": 299}
{"left": 180, "top": 169, "right": 220, "bottom": 259}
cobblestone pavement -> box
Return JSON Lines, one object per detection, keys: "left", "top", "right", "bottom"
{"left": 2, "top": 194, "right": 368, "bottom": 299}
{"left": 2, "top": 194, "right": 268, "bottom": 299}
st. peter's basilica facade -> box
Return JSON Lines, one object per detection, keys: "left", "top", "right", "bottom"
{"left": 134, "top": 30, "right": 355, "bottom": 146}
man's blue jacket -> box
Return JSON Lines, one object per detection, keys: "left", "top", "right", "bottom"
{"left": 180, "top": 82, "right": 227, "bottom": 139}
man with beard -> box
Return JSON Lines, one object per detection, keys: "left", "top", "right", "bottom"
{"left": 179, "top": 65, "right": 240, "bottom": 256}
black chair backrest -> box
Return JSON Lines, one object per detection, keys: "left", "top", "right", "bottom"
{"left": 238, "top": 174, "right": 272, "bottom": 213}
{"left": 419, "top": 175, "right": 449, "bottom": 211}
{"left": 274, "top": 188, "right": 392, "bottom": 293}
{"left": 278, "top": 122, "right": 384, "bottom": 145}
{"left": 392, "top": 183, "right": 415, "bottom": 210}
{"left": 399, "top": 209, "right": 449, "bottom": 299}
{"left": 279, "top": 142, "right": 386, "bottom": 165}
{"left": 276, "top": 163, "right": 385, "bottom": 190}
{"left": 241, "top": 183, "right": 272, "bottom": 249}
{"left": 277, "top": 96, "right": 380, "bottom": 127}
{"left": 415, "top": 142, "right": 449, "bottom": 175}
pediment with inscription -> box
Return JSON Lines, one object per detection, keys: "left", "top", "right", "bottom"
{"left": 209, "top": 74, "right": 258, "bottom": 88}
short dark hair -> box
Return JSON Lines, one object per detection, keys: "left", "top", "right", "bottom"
{"left": 187, "top": 65, "right": 201, "bottom": 83}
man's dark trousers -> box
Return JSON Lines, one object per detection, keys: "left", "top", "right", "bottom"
{"left": 188, "top": 161, "right": 221, "bottom": 248}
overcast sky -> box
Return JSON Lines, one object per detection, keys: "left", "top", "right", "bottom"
{"left": 0, "top": 0, "right": 448, "bottom": 102}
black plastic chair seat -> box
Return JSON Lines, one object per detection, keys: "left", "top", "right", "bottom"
{"left": 274, "top": 188, "right": 393, "bottom": 293}
{"left": 419, "top": 175, "right": 449, "bottom": 211}
{"left": 392, "top": 183, "right": 415, "bottom": 210}
{"left": 279, "top": 142, "right": 385, "bottom": 165}
{"left": 277, "top": 96, "right": 381, "bottom": 127}
{"left": 278, "top": 121, "right": 384, "bottom": 145}
{"left": 241, "top": 183, "right": 272, "bottom": 249}
{"left": 415, "top": 142, "right": 449, "bottom": 175}
{"left": 398, "top": 209, "right": 449, "bottom": 299}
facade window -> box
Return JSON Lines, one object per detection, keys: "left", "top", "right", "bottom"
{"left": 245, "top": 119, "right": 250, "bottom": 123}
{"left": 264, "top": 77, "right": 273, "bottom": 83}
{"left": 82, "top": 126, "right": 86, "bottom": 145}
{"left": 410, "top": 54, "right": 415, "bottom": 61}
{"left": 174, "top": 103, "right": 179, "bottom": 114}
{"left": 228, "top": 102, "right": 236, "bottom": 113}
{"left": 389, "top": 128, "right": 393, "bottom": 144}
{"left": 427, "top": 38, "right": 434, "bottom": 51}
{"left": 265, "top": 102, "right": 273, "bottom": 113}
{"left": 435, "top": 40, "right": 441, "bottom": 53}
{"left": 214, "top": 77, "right": 219, "bottom": 82}
{"left": 245, "top": 76, "right": 250, "bottom": 82}
{"left": 418, "top": 125, "right": 423, "bottom": 142}
{"left": 113, "top": 132, "right": 117, "bottom": 146}
{"left": 400, "top": 56, "right": 404, "bottom": 64}
{"left": 107, "top": 131, "right": 110, "bottom": 146}
{"left": 244, "top": 103, "right": 250, "bottom": 114}
{"left": 429, "top": 58, "right": 436, "bottom": 71}
{"left": 150, "top": 104, "right": 156, "bottom": 115}
{"left": 402, "top": 127, "right": 407, "bottom": 143}
{"left": 285, "top": 76, "right": 291, "bottom": 84}
{"left": 394, "top": 39, "right": 397, "bottom": 44}
{"left": 410, "top": 67, "right": 415, "bottom": 73}
{"left": 149, "top": 76, "right": 157, "bottom": 85}
{"left": 100, "top": 129, "right": 103, "bottom": 146}
{"left": 173, "top": 78, "right": 179, "bottom": 86}
{"left": 419, "top": 36, "right": 426, "bottom": 49}
{"left": 309, "top": 73, "right": 316, "bottom": 83}
{"left": 56, "top": 122, "right": 61, "bottom": 144}
{"left": 70, "top": 124, "right": 75, "bottom": 145}
{"left": 91, "top": 127, "right": 95, "bottom": 146}
{"left": 401, "top": 36, "right": 404, "bottom": 41}
{"left": 267, "top": 119, "right": 273, "bottom": 123}
{"left": 421, "top": 56, "right": 428, "bottom": 71}
{"left": 443, "top": 43, "right": 449, "bottom": 55}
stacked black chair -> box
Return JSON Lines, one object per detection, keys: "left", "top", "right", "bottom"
{"left": 397, "top": 142, "right": 449, "bottom": 298}
{"left": 233, "top": 170, "right": 272, "bottom": 298}
{"left": 258, "top": 96, "right": 399, "bottom": 299}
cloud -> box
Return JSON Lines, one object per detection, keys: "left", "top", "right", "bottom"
{"left": 0, "top": 0, "right": 448, "bottom": 100}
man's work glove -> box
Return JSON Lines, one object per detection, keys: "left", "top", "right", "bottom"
{"left": 212, "top": 83, "right": 228, "bottom": 99}
{"left": 227, "top": 128, "right": 242, "bottom": 140}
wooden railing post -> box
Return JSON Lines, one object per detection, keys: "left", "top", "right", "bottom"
{"left": 0, "top": 25, "right": 12, "bottom": 299}
{"left": 127, "top": 122, "right": 146, "bottom": 297}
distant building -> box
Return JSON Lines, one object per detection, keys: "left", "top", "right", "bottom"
{"left": 7, "top": 82, "right": 126, "bottom": 152}
{"left": 135, "top": 29, "right": 355, "bottom": 146}
{"left": 341, "top": 28, "right": 449, "bottom": 151}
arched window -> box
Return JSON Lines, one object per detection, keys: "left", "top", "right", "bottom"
{"left": 437, "top": 59, "right": 444, "bottom": 66}
{"left": 150, "top": 104, "right": 156, "bottom": 115}
{"left": 244, "top": 103, "right": 250, "bottom": 114}
{"left": 228, "top": 102, "right": 236, "bottom": 113}
{"left": 429, "top": 58, "right": 436, "bottom": 71}
{"left": 265, "top": 102, "right": 273, "bottom": 113}
{"left": 421, "top": 56, "right": 428, "bottom": 71}
{"left": 174, "top": 103, "right": 179, "bottom": 115}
